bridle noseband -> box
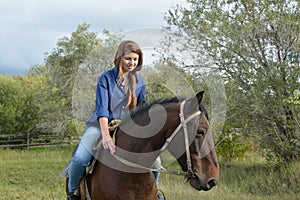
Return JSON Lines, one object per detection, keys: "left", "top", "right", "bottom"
{"left": 111, "top": 100, "right": 202, "bottom": 178}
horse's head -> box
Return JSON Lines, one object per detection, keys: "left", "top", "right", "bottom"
{"left": 168, "top": 91, "right": 219, "bottom": 191}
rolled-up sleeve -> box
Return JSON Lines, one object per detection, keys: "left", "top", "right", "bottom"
{"left": 95, "top": 75, "right": 109, "bottom": 119}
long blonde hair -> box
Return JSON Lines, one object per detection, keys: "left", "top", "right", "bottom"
{"left": 114, "top": 40, "right": 143, "bottom": 109}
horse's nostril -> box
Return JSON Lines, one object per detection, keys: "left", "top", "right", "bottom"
{"left": 197, "top": 129, "right": 204, "bottom": 136}
{"left": 208, "top": 179, "right": 217, "bottom": 188}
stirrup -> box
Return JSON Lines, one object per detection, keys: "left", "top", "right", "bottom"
{"left": 157, "top": 188, "right": 166, "bottom": 200}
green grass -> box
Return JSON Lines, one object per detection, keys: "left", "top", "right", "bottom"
{"left": 0, "top": 146, "right": 299, "bottom": 200}
{"left": 0, "top": 145, "right": 72, "bottom": 200}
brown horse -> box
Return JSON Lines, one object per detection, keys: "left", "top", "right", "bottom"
{"left": 74, "top": 91, "right": 219, "bottom": 199}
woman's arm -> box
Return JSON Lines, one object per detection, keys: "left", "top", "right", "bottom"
{"left": 99, "top": 117, "right": 115, "bottom": 153}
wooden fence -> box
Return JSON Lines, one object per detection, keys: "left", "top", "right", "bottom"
{"left": 0, "top": 132, "right": 68, "bottom": 148}
{"left": 0, "top": 120, "right": 75, "bottom": 148}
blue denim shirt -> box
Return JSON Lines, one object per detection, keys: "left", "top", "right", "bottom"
{"left": 86, "top": 67, "right": 146, "bottom": 126}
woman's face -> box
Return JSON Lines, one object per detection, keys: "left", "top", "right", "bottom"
{"left": 121, "top": 52, "right": 139, "bottom": 73}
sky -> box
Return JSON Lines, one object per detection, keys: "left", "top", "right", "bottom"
{"left": 0, "top": 0, "right": 187, "bottom": 75}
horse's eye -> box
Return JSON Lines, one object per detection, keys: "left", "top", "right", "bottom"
{"left": 197, "top": 129, "right": 205, "bottom": 136}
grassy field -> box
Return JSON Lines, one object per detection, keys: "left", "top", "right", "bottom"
{"left": 0, "top": 145, "right": 299, "bottom": 200}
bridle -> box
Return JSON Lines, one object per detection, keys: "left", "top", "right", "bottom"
{"left": 160, "top": 100, "right": 201, "bottom": 177}
{"left": 111, "top": 100, "right": 202, "bottom": 178}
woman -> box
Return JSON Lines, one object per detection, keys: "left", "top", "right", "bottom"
{"left": 67, "top": 40, "right": 161, "bottom": 200}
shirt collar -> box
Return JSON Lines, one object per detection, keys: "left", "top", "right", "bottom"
{"left": 113, "top": 67, "right": 119, "bottom": 83}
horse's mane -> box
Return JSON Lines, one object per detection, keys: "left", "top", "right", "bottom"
{"left": 129, "top": 96, "right": 183, "bottom": 119}
{"left": 122, "top": 95, "right": 209, "bottom": 123}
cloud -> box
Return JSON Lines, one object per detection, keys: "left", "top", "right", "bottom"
{"left": 0, "top": 0, "right": 186, "bottom": 75}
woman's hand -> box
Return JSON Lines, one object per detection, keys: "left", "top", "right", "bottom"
{"left": 102, "top": 134, "right": 115, "bottom": 154}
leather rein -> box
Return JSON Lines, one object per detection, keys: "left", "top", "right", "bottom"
{"left": 111, "top": 100, "right": 202, "bottom": 178}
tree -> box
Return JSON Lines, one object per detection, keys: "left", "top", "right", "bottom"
{"left": 45, "top": 23, "right": 101, "bottom": 121}
{"left": 38, "top": 23, "right": 102, "bottom": 138}
{"left": 0, "top": 74, "right": 46, "bottom": 135}
{"left": 165, "top": 0, "right": 300, "bottom": 162}
{"left": 0, "top": 75, "right": 19, "bottom": 134}
{"left": 142, "top": 64, "right": 198, "bottom": 102}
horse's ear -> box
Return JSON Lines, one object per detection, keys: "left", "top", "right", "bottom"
{"left": 190, "top": 91, "right": 204, "bottom": 111}
{"left": 196, "top": 91, "right": 204, "bottom": 104}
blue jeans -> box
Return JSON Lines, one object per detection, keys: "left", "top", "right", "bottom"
{"left": 68, "top": 126, "right": 161, "bottom": 193}
{"left": 153, "top": 156, "right": 161, "bottom": 185}
{"left": 68, "top": 126, "right": 100, "bottom": 193}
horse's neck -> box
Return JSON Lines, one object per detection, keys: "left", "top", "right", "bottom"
{"left": 116, "top": 103, "right": 181, "bottom": 160}
{"left": 115, "top": 130, "right": 162, "bottom": 165}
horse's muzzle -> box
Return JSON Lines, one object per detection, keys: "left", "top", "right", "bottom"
{"left": 189, "top": 176, "right": 218, "bottom": 191}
